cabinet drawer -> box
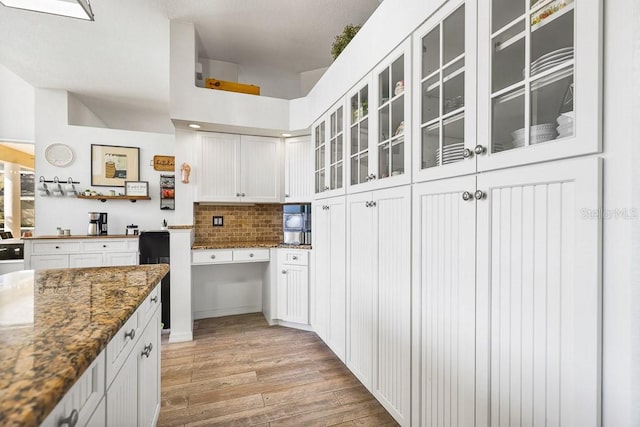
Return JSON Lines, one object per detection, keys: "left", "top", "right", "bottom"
{"left": 280, "top": 250, "right": 308, "bottom": 266}
{"left": 83, "top": 240, "right": 137, "bottom": 252}
{"left": 138, "top": 284, "right": 161, "bottom": 328}
{"left": 32, "top": 241, "right": 81, "bottom": 254}
{"left": 106, "top": 311, "right": 140, "bottom": 386}
{"left": 192, "top": 249, "right": 233, "bottom": 264}
{"left": 40, "top": 351, "right": 105, "bottom": 427}
{"left": 233, "top": 249, "right": 270, "bottom": 262}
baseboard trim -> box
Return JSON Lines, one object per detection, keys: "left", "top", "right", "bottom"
{"left": 194, "top": 306, "right": 262, "bottom": 320}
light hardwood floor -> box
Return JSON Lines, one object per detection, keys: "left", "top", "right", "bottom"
{"left": 159, "top": 313, "right": 398, "bottom": 427}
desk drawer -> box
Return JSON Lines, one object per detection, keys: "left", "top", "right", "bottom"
{"left": 233, "top": 249, "right": 270, "bottom": 262}
{"left": 192, "top": 249, "right": 233, "bottom": 264}
{"left": 280, "top": 250, "right": 308, "bottom": 266}
{"left": 83, "top": 240, "right": 137, "bottom": 252}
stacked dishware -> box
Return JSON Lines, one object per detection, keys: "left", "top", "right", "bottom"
{"left": 526, "top": 47, "right": 574, "bottom": 77}
{"left": 556, "top": 111, "right": 574, "bottom": 138}
{"left": 511, "top": 123, "right": 557, "bottom": 147}
{"left": 436, "top": 142, "right": 464, "bottom": 165}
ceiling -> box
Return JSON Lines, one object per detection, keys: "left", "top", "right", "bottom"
{"left": 0, "top": 0, "right": 380, "bottom": 127}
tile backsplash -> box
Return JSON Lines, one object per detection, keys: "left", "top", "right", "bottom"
{"left": 194, "top": 204, "right": 283, "bottom": 244}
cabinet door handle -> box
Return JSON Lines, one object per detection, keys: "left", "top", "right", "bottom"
{"left": 102, "top": 244, "right": 107, "bottom": 248}
{"left": 281, "top": 270, "right": 287, "bottom": 274}
{"left": 474, "top": 144, "right": 487, "bottom": 155}
{"left": 324, "top": 186, "right": 330, "bottom": 191}
{"left": 210, "top": 254, "right": 216, "bottom": 259}
{"left": 55, "top": 246, "right": 60, "bottom": 249}
{"left": 462, "top": 191, "right": 473, "bottom": 201}
{"left": 141, "top": 342, "right": 153, "bottom": 358}
{"left": 292, "top": 256, "right": 298, "bottom": 260}
{"left": 124, "top": 329, "right": 136, "bottom": 340}
{"left": 58, "top": 409, "right": 79, "bottom": 427}
{"left": 284, "top": 193, "right": 290, "bottom": 197}
{"left": 236, "top": 193, "right": 241, "bottom": 197}
{"left": 370, "top": 201, "right": 376, "bottom": 207}
{"left": 241, "top": 192, "right": 246, "bottom": 197}
{"left": 475, "top": 190, "right": 487, "bottom": 200}
{"left": 463, "top": 148, "right": 474, "bottom": 158}
{"left": 249, "top": 253, "right": 254, "bottom": 258}
{"left": 151, "top": 295, "right": 158, "bottom": 303}
{"left": 365, "top": 201, "right": 370, "bottom": 208}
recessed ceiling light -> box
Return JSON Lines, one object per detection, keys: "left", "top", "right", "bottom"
{"left": 189, "top": 124, "right": 201, "bottom": 129}
{"left": 0, "top": 0, "right": 94, "bottom": 20}
{"left": 282, "top": 133, "right": 292, "bottom": 137}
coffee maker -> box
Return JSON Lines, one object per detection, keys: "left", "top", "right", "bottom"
{"left": 88, "top": 212, "right": 108, "bottom": 236}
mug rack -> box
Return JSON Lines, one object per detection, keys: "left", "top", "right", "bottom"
{"left": 38, "top": 176, "right": 80, "bottom": 197}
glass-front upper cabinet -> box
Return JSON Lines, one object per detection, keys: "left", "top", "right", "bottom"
{"left": 314, "top": 99, "right": 346, "bottom": 198}
{"left": 413, "top": 0, "right": 477, "bottom": 182}
{"left": 477, "top": 0, "right": 602, "bottom": 171}
{"left": 347, "top": 76, "right": 371, "bottom": 189}
{"left": 371, "top": 38, "right": 412, "bottom": 188}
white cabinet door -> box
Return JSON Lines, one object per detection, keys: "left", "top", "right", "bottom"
{"left": 312, "top": 196, "right": 346, "bottom": 360}
{"left": 240, "top": 135, "right": 281, "bottom": 203}
{"left": 138, "top": 307, "right": 161, "bottom": 427}
{"left": 30, "top": 254, "right": 69, "bottom": 269}
{"left": 277, "top": 264, "right": 309, "bottom": 324}
{"left": 86, "top": 397, "right": 106, "bottom": 427}
{"left": 346, "top": 191, "right": 375, "bottom": 390}
{"left": 196, "top": 133, "right": 241, "bottom": 202}
{"left": 314, "top": 99, "right": 346, "bottom": 199}
{"left": 475, "top": 157, "right": 602, "bottom": 427}
{"left": 372, "top": 185, "right": 411, "bottom": 425}
{"left": 284, "top": 136, "right": 313, "bottom": 203}
{"left": 69, "top": 253, "right": 103, "bottom": 268}
{"left": 106, "top": 349, "right": 138, "bottom": 427}
{"left": 104, "top": 252, "right": 138, "bottom": 266}
{"left": 412, "top": 176, "right": 477, "bottom": 427}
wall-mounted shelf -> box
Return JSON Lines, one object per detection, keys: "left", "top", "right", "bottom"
{"left": 76, "top": 195, "right": 152, "bottom": 203}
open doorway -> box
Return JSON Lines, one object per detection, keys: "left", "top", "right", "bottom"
{"left": 0, "top": 142, "right": 35, "bottom": 238}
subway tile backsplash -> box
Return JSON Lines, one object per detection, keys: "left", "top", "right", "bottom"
{"left": 194, "top": 204, "right": 283, "bottom": 245}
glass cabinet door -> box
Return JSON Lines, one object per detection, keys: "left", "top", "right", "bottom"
{"left": 329, "top": 105, "right": 344, "bottom": 191}
{"left": 314, "top": 120, "right": 327, "bottom": 193}
{"left": 349, "top": 82, "right": 370, "bottom": 187}
{"left": 478, "top": 0, "right": 601, "bottom": 171}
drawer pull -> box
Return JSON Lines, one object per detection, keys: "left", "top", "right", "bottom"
{"left": 151, "top": 295, "right": 158, "bottom": 303}
{"left": 124, "top": 329, "right": 136, "bottom": 340}
{"left": 58, "top": 409, "right": 78, "bottom": 427}
{"left": 249, "top": 253, "right": 254, "bottom": 258}
{"left": 103, "top": 244, "right": 107, "bottom": 248}
{"left": 210, "top": 254, "right": 216, "bottom": 259}
{"left": 141, "top": 342, "right": 153, "bottom": 358}
{"left": 292, "top": 256, "right": 298, "bottom": 260}
{"left": 55, "top": 246, "right": 60, "bottom": 249}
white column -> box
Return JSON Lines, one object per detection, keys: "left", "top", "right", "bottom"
{"left": 168, "top": 227, "right": 194, "bottom": 342}
{"left": 3, "top": 162, "right": 21, "bottom": 237}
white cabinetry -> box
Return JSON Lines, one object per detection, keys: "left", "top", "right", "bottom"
{"left": 25, "top": 238, "right": 139, "bottom": 270}
{"left": 284, "top": 136, "right": 313, "bottom": 202}
{"left": 196, "top": 132, "right": 282, "bottom": 203}
{"left": 276, "top": 249, "right": 309, "bottom": 325}
{"left": 312, "top": 196, "right": 346, "bottom": 361}
{"left": 314, "top": 100, "right": 346, "bottom": 198}
{"left": 346, "top": 185, "right": 411, "bottom": 425}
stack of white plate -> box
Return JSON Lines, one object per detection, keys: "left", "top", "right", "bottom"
{"left": 527, "top": 47, "right": 574, "bottom": 76}
{"left": 556, "top": 111, "right": 574, "bottom": 138}
{"left": 511, "top": 123, "right": 557, "bottom": 146}
{"left": 436, "top": 142, "right": 464, "bottom": 165}
{"left": 493, "top": 142, "right": 513, "bottom": 153}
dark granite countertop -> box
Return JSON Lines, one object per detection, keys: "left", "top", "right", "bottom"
{"left": 0, "top": 264, "right": 170, "bottom": 426}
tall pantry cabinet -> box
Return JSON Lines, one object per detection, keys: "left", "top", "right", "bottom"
{"left": 346, "top": 186, "right": 411, "bottom": 425}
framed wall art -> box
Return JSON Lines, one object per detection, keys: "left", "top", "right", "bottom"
{"left": 125, "top": 181, "right": 149, "bottom": 197}
{"left": 91, "top": 144, "right": 140, "bottom": 187}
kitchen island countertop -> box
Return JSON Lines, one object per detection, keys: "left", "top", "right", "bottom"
{"left": 0, "top": 264, "right": 169, "bottom": 426}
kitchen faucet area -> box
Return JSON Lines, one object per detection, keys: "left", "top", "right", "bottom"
{"left": 0, "top": 0, "right": 637, "bottom": 426}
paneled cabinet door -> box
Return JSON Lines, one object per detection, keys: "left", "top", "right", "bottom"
{"left": 104, "top": 252, "right": 138, "bottom": 266}
{"left": 475, "top": 157, "right": 602, "bottom": 427}
{"left": 476, "top": 0, "right": 602, "bottom": 172}
{"left": 29, "top": 254, "right": 69, "bottom": 269}
{"left": 138, "top": 308, "right": 161, "bottom": 427}
{"left": 196, "top": 133, "right": 240, "bottom": 202}
{"left": 314, "top": 99, "right": 346, "bottom": 199}
{"left": 412, "top": 176, "right": 477, "bottom": 427}
{"left": 370, "top": 38, "right": 412, "bottom": 188}
{"left": 312, "top": 197, "right": 346, "bottom": 360}
{"left": 240, "top": 135, "right": 282, "bottom": 203}
{"left": 412, "top": 0, "right": 477, "bottom": 183}
{"left": 69, "top": 253, "right": 103, "bottom": 268}
{"left": 106, "top": 347, "right": 138, "bottom": 427}
{"left": 284, "top": 136, "right": 313, "bottom": 202}
{"left": 277, "top": 264, "right": 309, "bottom": 324}
{"left": 346, "top": 74, "right": 374, "bottom": 192}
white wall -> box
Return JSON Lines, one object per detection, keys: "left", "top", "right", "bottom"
{"left": 34, "top": 88, "right": 176, "bottom": 235}
{"left": 238, "top": 64, "right": 301, "bottom": 100}
{"left": 300, "top": 67, "right": 328, "bottom": 97}
{"left": 199, "top": 58, "right": 239, "bottom": 82}
{"left": 0, "top": 64, "right": 35, "bottom": 142}
{"left": 67, "top": 93, "right": 108, "bottom": 129}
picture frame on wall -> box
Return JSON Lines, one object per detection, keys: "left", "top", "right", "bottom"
{"left": 125, "top": 181, "right": 149, "bottom": 197}
{"left": 91, "top": 144, "right": 140, "bottom": 187}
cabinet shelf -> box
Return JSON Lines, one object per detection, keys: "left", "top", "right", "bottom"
{"left": 77, "top": 195, "right": 152, "bottom": 203}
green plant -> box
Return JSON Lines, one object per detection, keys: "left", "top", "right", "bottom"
{"left": 331, "top": 24, "right": 361, "bottom": 60}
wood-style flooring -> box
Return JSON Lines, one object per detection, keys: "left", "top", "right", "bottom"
{"left": 158, "top": 313, "right": 398, "bottom": 427}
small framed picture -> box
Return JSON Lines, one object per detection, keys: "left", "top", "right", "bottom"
{"left": 125, "top": 181, "right": 149, "bottom": 197}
